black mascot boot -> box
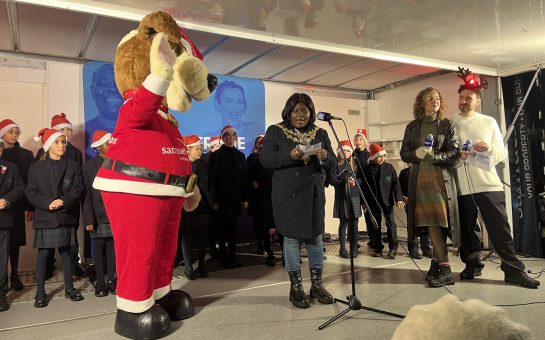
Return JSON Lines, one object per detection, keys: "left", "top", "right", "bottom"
{"left": 114, "top": 304, "right": 171, "bottom": 339}
{"left": 155, "top": 290, "right": 195, "bottom": 321}
{"left": 309, "top": 268, "right": 334, "bottom": 304}
{"left": 287, "top": 270, "right": 310, "bottom": 308}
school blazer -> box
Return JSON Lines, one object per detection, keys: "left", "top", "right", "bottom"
{"left": 25, "top": 157, "right": 84, "bottom": 228}
{"left": 0, "top": 160, "right": 25, "bottom": 229}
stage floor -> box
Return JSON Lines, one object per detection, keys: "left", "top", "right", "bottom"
{"left": 1, "top": 241, "right": 543, "bottom": 339}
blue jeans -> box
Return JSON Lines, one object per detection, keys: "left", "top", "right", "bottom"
{"left": 283, "top": 235, "right": 323, "bottom": 272}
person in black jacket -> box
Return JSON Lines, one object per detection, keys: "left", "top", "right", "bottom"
{"left": 25, "top": 128, "right": 85, "bottom": 308}
{"left": 260, "top": 93, "right": 336, "bottom": 309}
{"left": 399, "top": 164, "right": 432, "bottom": 259}
{"left": 0, "top": 119, "right": 34, "bottom": 291}
{"left": 178, "top": 135, "right": 214, "bottom": 279}
{"left": 362, "top": 144, "right": 405, "bottom": 259}
{"left": 247, "top": 134, "right": 266, "bottom": 255}
{"left": 352, "top": 128, "right": 372, "bottom": 245}
{"left": 330, "top": 140, "right": 362, "bottom": 259}
{"left": 83, "top": 130, "right": 116, "bottom": 297}
{"left": 0, "top": 141, "right": 25, "bottom": 312}
{"left": 209, "top": 125, "right": 249, "bottom": 268}
{"left": 35, "top": 113, "right": 85, "bottom": 279}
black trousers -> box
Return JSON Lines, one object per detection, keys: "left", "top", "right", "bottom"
{"left": 0, "top": 229, "right": 9, "bottom": 295}
{"left": 366, "top": 204, "right": 398, "bottom": 251}
{"left": 458, "top": 192, "right": 524, "bottom": 274}
{"left": 218, "top": 215, "right": 238, "bottom": 258}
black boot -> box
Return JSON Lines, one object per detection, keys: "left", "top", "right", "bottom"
{"left": 0, "top": 293, "right": 9, "bottom": 312}
{"left": 504, "top": 270, "right": 540, "bottom": 289}
{"left": 10, "top": 276, "right": 23, "bottom": 291}
{"left": 425, "top": 259, "right": 439, "bottom": 281}
{"left": 94, "top": 282, "right": 109, "bottom": 297}
{"left": 287, "top": 270, "right": 310, "bottom": 308}
{"left": 339, "top": 247, "right": 349, "bottom": 259}
{"left": 107, "top": 279, "right": 117, "bottom": 295}
{"left": 460, "top": 263, "right": 484, "bottom": 280}
{"left": 156, "top": 290, "right": 195, "bottom": 320}
{"left": 428, "top": 265, "right": 455, "bottom": 287}
{"left": 114, "top": 305, "right": 171, "bottom": 339}
{"left": 197, "top": 261, "right": 209, "bottom": 278}
{"left": 309, "top": 268, "right": 333, "bottom": 304}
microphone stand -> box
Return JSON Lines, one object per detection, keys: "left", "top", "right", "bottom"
{"left": 319, "top": 119, "right": 404, "bottom": 331}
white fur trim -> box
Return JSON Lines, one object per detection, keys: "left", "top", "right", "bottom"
{"left": 221, "top": 127, "right": 236, "bottom": 137}
{"left": 0, "top": 123, "right": 17, "bottom": 138}
{"left": 187, "top": 140, "right": 201, "bottom": 147}
{"left": 116, "top": 295, "right": 155, "bottom": 313}
{"left": 153, "top": 284, "right": 171, "bottom": 300}
{"left": 143, "top": 74, "right": 170, "bottom": 96}
{"left": 337, "top": 145, "right": 353, "bottom": 153}
{"left": 43, "top": 131, "right": 63, "bottom": 152}
{"left": 118, "top": 29, "right": 138, "bottom": 48}
{"left": 93, "top": 176, "right": 194, "bottom": 198}
{"left": 209, "top": 139, "right": 221, "bottom": 147}
{"left": 51, "top": 123, "right": 71, "bottom": 131}
{"left": 369, "top": 150, "right": 386, "bottom": 161}
{"left": 90, "top": 133, "right": 111, "bottom": 148}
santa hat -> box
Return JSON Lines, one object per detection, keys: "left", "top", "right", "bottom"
{"left": 0, "top": 119, "right": 18, "bottom": 138}
{"left": 183, "top": 135, "right": 201, "bottom": 147}
{"left": 34, "top": 128, "right": 63, "bottom": 152}
{"left": 355, "top": 128, "right": 369, "bottom": 144}
{"left": 209, "top": 136, "right": 222, "bottom": 148}
{"left": 337, "top": 140, "right": 353, "bottom": 153}
{"left": 368, "top": 143, "right": 386, "bottom": 161}
{"left": 221, "top": 125, "right": 236, "bottom": 138}
{"left": 50, "top": 113, "right": 72, "bottom": 131}
{"left": 90, "top": 130, "right": 111, "bottom": 148}
{"left": 254, "top": 134, "right": 265, "bottom": 147}
{"left": 180, "top": 28, "right": 203, "bottom": 61}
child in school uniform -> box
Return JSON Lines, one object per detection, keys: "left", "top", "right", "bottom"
{"left": 82, "top": 130, "right": 116, "bottom": 296}
{"left": 25, "top": 128, "right": 85, "bottom": 308}
{"left": 362, "top": 144, "right": 405, "bottom": 259}
{"left": 178, "top": 135, "right": 213, "bottom": 279}
{"left": 330, "top": 140, "right": 362, "bottom": 258}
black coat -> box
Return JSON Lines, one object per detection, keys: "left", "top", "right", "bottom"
{"left": 209, "top": 145, "right": 248, "bottom": 218}
{"left": 25, "top": 157, "right": 84, "bottom": 229}
{"left": 1, "top": 142, "right": 34, "bottom": 245}
{"left": 186, "top": 158, "right": 213, "bottom": 215}
{"left": 353, "top": 148, "right": 369, "bottom": 176}
{"left": 399, "top": 167, "right": 409, "bottom": 197}
{"left": 82, "top": 155, "right": 109, "bottom": 226}
{"left": 247, "top": 151, "right": 275, "bottom": 226}
{"left": 361, "top": 162, "right": 403, "bottom": 208}
{"left": 330, "top": 161, "right": 362, "bottom": 219}
{"left": 0, "top": 160, "right": 25, "bottom": 230}
{"left": 260, "top": 122, "right": 336, "bottom": 239}
{"left": 400, "top": 118, "right": 460, "bottom": 246}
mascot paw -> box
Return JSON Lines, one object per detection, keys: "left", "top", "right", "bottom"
{"left": 115, "top": 305, "right": 171, "bottom": 339}
{"left": 174, "top": 54, "right": 211, "bottom": 101}
{"left": 183, "top": 185, "right": 201, "bottom": 212}
{"left": 150, "top": 32, "right": 176, "bottom": 81}
{"left": 156, "top": 290, "right": 195, "bottom": 321}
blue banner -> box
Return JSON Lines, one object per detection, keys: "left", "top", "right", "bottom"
{"left": 83, "top": 61, "right": 265, "bottom": 159}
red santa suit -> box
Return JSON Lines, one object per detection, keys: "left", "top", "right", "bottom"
{"left": 94, "top": 74, "right": 192, "bottom": 313}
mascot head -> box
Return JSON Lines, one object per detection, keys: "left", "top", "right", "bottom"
{"left": 114, "top": 11, "right": 217, "bottom": 112}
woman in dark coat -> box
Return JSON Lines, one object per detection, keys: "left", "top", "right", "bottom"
{"left": 260, "top": 93, "right": 336, "bottom": 308}
{"left": 25, "top": 128, "right": 85, "bottom": 307}
{"left": 0, "top": 119, "right": 34, "bottom": 291}
{"left": 400, "top": 87, "right": 460, "bottom": 288}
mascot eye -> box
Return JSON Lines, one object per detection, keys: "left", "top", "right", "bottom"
{"left": 145, "top": 27, "right": 157, "bottom": 37}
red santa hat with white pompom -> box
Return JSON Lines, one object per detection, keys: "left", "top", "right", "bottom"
{"left": 34, "top": 128, "right": 63, "bottom": 152}
{"left": 0, "top": 119, "right": 18, "bottom": 138}
{"left": 50, "top": 113, "right": 72, "bottom": 131}
{"left": 91, "top": 130, "right": 112, "bottom": 148}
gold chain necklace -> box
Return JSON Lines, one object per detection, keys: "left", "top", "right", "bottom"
{"left": 276, "top": 122, "right": 319, "bottom": 146}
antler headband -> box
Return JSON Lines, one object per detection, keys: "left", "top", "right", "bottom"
{"left": 457, "top": 67, "right": 488, "bottom": 94}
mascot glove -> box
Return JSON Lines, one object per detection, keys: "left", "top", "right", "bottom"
{"left": 183, "top": 185, "right": 201, "bottom": 212}
{"left": 150, "top": 32, "right": 176, "bottom": 81}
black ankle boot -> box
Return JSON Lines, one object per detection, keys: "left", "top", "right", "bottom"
{"left": 114, "top": 305, "right": 171, "bottom": 339}
{"left": 287, "top": 270, "right": 310, "bottom": 308}
{"left": 504, "top": 270, "right": 540, "bottom": 289}
{"left": 0, "top": 293, "right": 9, "bottom": 312}
{"left": 309, "top": 268, "right": 333, "bottom": 304}
{"left": 107, "top": 279, "right": 117, "bottom": 295}
{"left": 428, "top": 265, "right": 455, "bottom": 287}
{"left": 339, "top": 247, "right": 349, "bottom": 259}
{"left": 156, "top": 290, "right": 195, "bottom": 320}
{"left": 425, "top": 259, "right": 439, "bottom": 281}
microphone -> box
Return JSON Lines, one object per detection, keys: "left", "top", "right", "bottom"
{"left": 317, "top": 111, "right": 342, "bottom": 121}
{"left": 424, "top": 134, "right": 434, "bottom": 148}
{"left": 463, "top": 139, "right": 473, "bottom": 151}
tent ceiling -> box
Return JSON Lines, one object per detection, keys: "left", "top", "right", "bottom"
{"left": 2, "top": 1, "right": 544, "bottom": 92}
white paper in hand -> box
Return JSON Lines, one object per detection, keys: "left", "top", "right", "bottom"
{"left": 466, "top": 151, "right": 494, "bottom": 171}
{"left": 296, "top": 142, "right": 322, "bottom": 156}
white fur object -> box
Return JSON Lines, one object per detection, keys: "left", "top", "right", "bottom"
{"left": 166, "top": 53, "right": 192, "bottom": 112}
{"left": 149, "top": 33, "right": 175, "bottom": 81}
{"left": 392, "top": 294, "right": 533, "bottom": 340}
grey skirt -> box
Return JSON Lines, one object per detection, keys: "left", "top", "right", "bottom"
{"left": 90, "top": 223, "right": 113, "bottom": 239}
{"left": 33, "top": 225, "right": 77, "bottom": 249}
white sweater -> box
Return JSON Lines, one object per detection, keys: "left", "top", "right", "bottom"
{"left": 449, "top": 112, "right": 508, "bottom": 195}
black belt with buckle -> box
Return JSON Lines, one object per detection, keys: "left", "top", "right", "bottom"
{"left": 102, "top": 158, "right": 189, "bottom": 188}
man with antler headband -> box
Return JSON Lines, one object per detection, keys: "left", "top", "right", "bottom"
{"left": 451, "top": 68, "right": 540, "bottom": 289}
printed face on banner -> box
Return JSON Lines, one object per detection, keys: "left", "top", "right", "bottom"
{"left": 83, "top": 62, "right": 266, "bottom": 159}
